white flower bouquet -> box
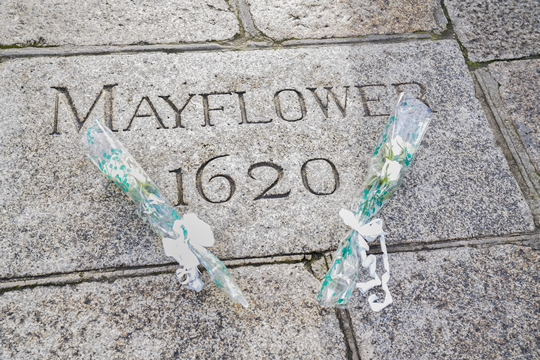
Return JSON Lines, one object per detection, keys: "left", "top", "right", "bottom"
{"left": 83, "top": 119, "right": 248, "bottom": 307}
{"left": 317, "top": 93, "right": 432, "bottom": 310}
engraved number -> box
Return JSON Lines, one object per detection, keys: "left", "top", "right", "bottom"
{"left": 173, "top": 156, "right": 339, "bottom": 205}
{"left": 169, "top": 167, "right": 188, "bottom": 206}
{"left": 248, "top": 162, "right": 291, "bottom": 200}
{"left": 196, "top": 155, "right": 236, "bottom": 204}
{"left": 301, "top": 158, "right": 340, "bottom": 196}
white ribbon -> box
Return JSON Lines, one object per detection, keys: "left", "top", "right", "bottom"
{"left": 162, "top": 213, "right": 214, "bottom": 292}
{"left": 339, "top": 209, "right": 393, "bottom": 312}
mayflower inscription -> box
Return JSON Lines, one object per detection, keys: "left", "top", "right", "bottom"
{"left": 50, "top": 82, "right": 432, "bottom": 135}
{"left": 49, "top": 82, "right": 432, "bottom": 206}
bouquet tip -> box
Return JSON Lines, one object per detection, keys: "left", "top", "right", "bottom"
{"left": 237, "top": 295, "right": 249, "bottom": 308}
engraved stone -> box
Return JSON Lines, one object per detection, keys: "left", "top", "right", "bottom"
{"left": 349, "top": 245, "right": 540, "bottom": 359}
{"left": 246, "top": 0, "right": 445, "bottom": 41}
{"left": 489, "top": 60, "right": 540, "bottom": 172}
{"left": 0, "top": 40, "right": 533, "bottom": 278}
{"left": 445, "top": 0, "right": 540, "bottom": 62}
{"left": 0, "top": 263, "right": 347, "bottom": 359}
{"left": 0, "top": 0, "right": 239, "bottom": 47}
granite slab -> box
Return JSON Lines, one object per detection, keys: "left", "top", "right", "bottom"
{"left": 0, "top": 40, "right": 533, "bottom": 278}
{"left": 247, "top": 0, "right": 445, "bottom": 41}
{"left": 0, "top": 0, "right": 239, "bottom": 47}
{"left": 350, "top": 245, "right": 540, "bottom": 359}
{"left": 0, "top": 263, "right": 346, "bottom": 359}
{"left": 445, "top": 0, "right": 540, "bottom": 62}
{"left": 489, "top": 60, "right": 540, "bottom": 173}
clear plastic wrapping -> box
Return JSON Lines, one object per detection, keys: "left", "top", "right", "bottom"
{"left": 317, "top": 93, "right": 432, "bottom": 308}
{"left": 83, "top": 119, "right": 247, "bottom": 307}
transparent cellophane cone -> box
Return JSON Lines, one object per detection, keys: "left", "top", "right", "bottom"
{"left": 317, "top": 93, "right": 432, "bottom": 308}
{"left": 83, "top": 120, "right": 247, "bottom": 307}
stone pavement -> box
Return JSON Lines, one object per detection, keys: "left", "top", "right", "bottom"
{"left": 0, "top": 1, "right": 538, "bottom": 359}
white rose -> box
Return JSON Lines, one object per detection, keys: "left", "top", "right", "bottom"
{"left": 129, "top": 166, "right": 148, "bottom": 183}
{"left": 380, "top": 159, "right": 402, "bottom": 182}
{"left": 148, "top": 193, "right": 165, "bottom": 205}
{"left": 390, "top": 135, "right": 414, "bottom": 158}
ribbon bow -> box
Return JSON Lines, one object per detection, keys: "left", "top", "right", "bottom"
{"left": 339, "top": 209, "right": 393, "bottom": 312}
{"left": 162, "top": 213, "right": 214, "bottom": 292}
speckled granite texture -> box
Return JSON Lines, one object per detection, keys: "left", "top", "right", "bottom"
{"left": 445, "top": 0, "right": 540, "bottom": 62}
{"left": 0, "top": 0, "right": 239, "bottom": 46}
{"left": 0, "top": 40, "right": 533, "bottom": 278}
{"left": 0, "top": 263, "right": 346, "bottom": 360}
{"left": 0, "top": 1, "right": 539, "bottom": 358}
{"left": 247, "top": 0, "right": 445, "bottom": 40}
{"left": 350, "top": 245, "right": 540, "bottom": 359}
{"left": 489, "top": 60, "right": 540, "bottom": 173}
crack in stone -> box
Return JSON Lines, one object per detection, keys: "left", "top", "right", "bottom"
{"left": 335, "top": 309, "right": 362, "bottom": 360}
{"left": 2, "top": 231, "right": 537, "bottom": 294}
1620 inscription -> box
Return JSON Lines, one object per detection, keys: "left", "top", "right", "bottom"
{"left": 170, "top": 156, "right": 340, "bottom": 205}
{"left": 49, "top": 81, "right": 433, "bottom": 204}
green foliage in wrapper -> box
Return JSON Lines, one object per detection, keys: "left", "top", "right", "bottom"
{"left": 83, "top": 120, "right": 247, "bottom": 307}
{"left": 317, "top": 93, "right": 432, "bottom": 308}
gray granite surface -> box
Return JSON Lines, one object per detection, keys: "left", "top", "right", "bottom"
{"left": 489, "top": 60, "right": 540, "bottom": 173}
{"left": 0, "top": 40, "right": 534, "bottom": 278}
{"left": 349, "top": 245, "right": 540, "bottom": 359}
{"left": 0, "top": 263, "right": 346, "bottom": 359}
{"left": 0, "top": 2, "right": 539, "bottom": 359}
{"left": 0, "top": 0, "right": 239, "bottom": 46}
{"left": 247, "top": 0, "right": 445, "bottom": 41}
{"left": 445, "top": 0, "right": 540, "bottom": 62}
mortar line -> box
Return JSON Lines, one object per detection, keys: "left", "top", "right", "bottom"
{"left": 473, "top": 69, "right": 540, "bottom": 226}
{"left": 439, "top": 0, "right": 473, "bottom": 68}
{"left": 473, "top": 53, "right": 540, "bottom": 67}
{"left": 371, "top": 232, "right": 540, "bottom": 255}
{"left": 476, "top": 69, "right": 540, "bottom": 193}
{"left": 0, "top": 33, "right": 433, "bottom": 60}
{"left": 335, "top": 309, "right": 362, "bottom": 360}
{"left": 235, "top": 0, "right": 265, "bottom": 39}
{"left": 0, "top": 254, "right": 309, "bottom": 291}
{"left": 1, "top": 230, "right": 538, "bottom": 293}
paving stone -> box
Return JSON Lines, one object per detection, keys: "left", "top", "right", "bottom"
{"left": 489, "top": 60, "right": 540, "bottom": 173}
{"left": 246, "top": 0, "right": 445, "bottom": 41}
{"left": 349, "top": 245, "right": 540, "bottom": 359}
{"left": 0, "top": 40, "right": 534, "bottom": 278}
{"left": 445, "top": 0, "right": 540, "bottom": 62}
{"left": 0, "top": 263, "right": 346, "bottom": 359}
{"left": 0, "top": 0, "right": 239, "bottom": 47}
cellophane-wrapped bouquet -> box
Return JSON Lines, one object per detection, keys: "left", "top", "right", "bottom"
{"left": 83, "top": 119, "right": 248, "bottom": 307}
{"left": 317, "top": 92, "right": 432, "bottom": 309}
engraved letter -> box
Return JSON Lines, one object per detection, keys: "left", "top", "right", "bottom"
{"left": 274, "top": 89, "right": 307, "bottom": 122}
{"left": 51, "top": 84, "right": 118, "bottom": 135}
{"left": 159, "top": 94, "right": 195, "bottom": 129}
{"left": 355, "top": 84, "right": 390, "bottom": 117}
{"left": 236, "top": 91, "right": 272, "bottom": 124}
{"left": 391, "top": 81, "right": 434, "bottom": 110}
{"left": 307, "top": 86, "right": 348, "bottom": 118}
{"left": 124, "top": 96, "right": 168, "bottom": 131}
{"left": 200, "top": 92, "right": 232, "bottom": 127}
